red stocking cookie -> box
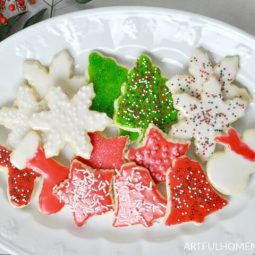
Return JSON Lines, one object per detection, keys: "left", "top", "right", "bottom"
{"left": 76, "top": 132, "right": 128, "bottom": 170}
{"left": 54, "top": 160, "right": 114, "bottom": 227}
{"left": 0, "top": 146, "right": 40, "bottom": 208}
{"left": 128, "top": 125, "right": 189, "bottom": 183}
{"left": 113, "top": 163, "right": 167, "bottom": 227}
{"left": 11, "top": 131, "right": 69, "bottom": 214}
{"left": 165, "top": 156, "right": 228, "bottom": 226}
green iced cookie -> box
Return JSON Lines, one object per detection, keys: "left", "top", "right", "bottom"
{"left": 119, "top": 129, "right": 139, "bottom": 141}
{"left": 89, "top": 52, "right": 128, "bottom": 118}
{"left": 114, "top": 54, "right": 178, "bottom": 138}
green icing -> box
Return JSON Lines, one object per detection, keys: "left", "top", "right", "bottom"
{"left": 89, "top": 52, "right": 128, "bottom": 118}
{"left": 114, "top": 54, "right": 178, "bottom": 136}
{"left": 119, "top": 129, "right": 139, "bottom": 141}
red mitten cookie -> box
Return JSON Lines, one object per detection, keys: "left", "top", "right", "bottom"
{"left": 113, "top": 162, "right": 167, "bottom": 227}
{"left": 0, "top": 146, "right": 40, "bottom": 208}
{"left": 54, "top": 160, "right": 114, "bottom": 227}
{"left": 165, "top": 156, "right": 228, "bottom": 226}
{"left": 128, "top": 125, "right": 189, "bottom": 183}
{"left": 76, "top": 132, "right": 128, "bottom": 170}
{"left": 11, "top": 131, "right": 69, "bottom": 214}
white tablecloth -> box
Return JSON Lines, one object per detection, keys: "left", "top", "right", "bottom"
{"left": 0, "top": 0, "right": 254, "bottom": 254}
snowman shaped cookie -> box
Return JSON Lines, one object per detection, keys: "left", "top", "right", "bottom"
{"left": 207, "top": 128, "right": 255, "bottom": 195}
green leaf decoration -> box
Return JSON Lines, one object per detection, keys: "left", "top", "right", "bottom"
{"left": 89, "top": 51, "right": 128, "bottom": 118}
{"left": 23, "top": 9, "right": 47, "bottom": 28}
{"left": 114, "top": 54, "right": 178, "bottom": 138}
{"left": 74, "top": 0, "right": 92, "bottom": 3}
{"left": 119, "top": 129, "right": 139, "bottom": 141}
{"left": 0, "top": 12, "right": 27, "bottom": 41}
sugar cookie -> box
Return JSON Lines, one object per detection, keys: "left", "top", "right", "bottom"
{"left": 207, "top": 128, "right": 255, "bottom": 195}
{"left": 165, "top": 156, "right": 228, "bottom": 226}
{"left": 54, "top": 160, "right": 114, "bottom": 227}
{"left": 128, "top": 125, "right": 189, "bottom": 183}
{"left": 170, "top": 75, "right": 248, "bottom": 161}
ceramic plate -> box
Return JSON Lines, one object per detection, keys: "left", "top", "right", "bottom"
{"left": 0, "top": 6, "right": 255, "bottom": 255}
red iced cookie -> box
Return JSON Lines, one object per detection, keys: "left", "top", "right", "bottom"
{"left": 76, "top": 132, "right": 128, "bottom": 170}
{"left": 165, "top": 156, "right": 228, "bottom": 226}
{"left": 10, "top": 131, "right": 69, "bottom": 214}
{"left": 215, "top": 128, "right": 255, "bottom": 161}
{"left": 113, "top": 162, "right": 167, "bottom": 227}
{"left": 128, "top": 125, "right": 189, "bottom": 183}
{"left": 0, "top": 146, "right": 40, "bottom": 208}
{"left": 54, "top": 160, "right": 114, "bottom": 227}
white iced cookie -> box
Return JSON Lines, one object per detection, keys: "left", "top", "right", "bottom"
{"left": 167, "top": 48, "right": 213, "bottom": 98}
{"left": 0, "top": 85, "right": 40, "bottom": 147}
{"left": 170, "top": 75, "right": 248, "bottom": 161}
{"left": 167, "top": 48, "right": 251, "bottom": 101}
{"left": 214, "top": 56, "right": 251, "bottom": 101}
{"left": 29, "top": 85, "right": 112, "bottom": 159}
{"left": 23, "top": 50, "right": 85, "bottom": 99}
{"left": 207, "top": 128, "right": 255, "bottom": 195}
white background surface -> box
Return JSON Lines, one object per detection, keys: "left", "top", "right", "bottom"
{"left": 1, "top": 1, "right": 255, "bottom": 254}
{"left": 54, "top": 0, "right": 255, "bottom": 36}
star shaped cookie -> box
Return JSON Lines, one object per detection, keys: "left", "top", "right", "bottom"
{"left": 54, "top": 160, "right": 114, "bottom": 227}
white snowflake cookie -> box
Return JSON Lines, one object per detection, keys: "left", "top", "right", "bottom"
{"left": 167, "top": 48, "right": 251, "bottom": 101}
{"left": 170, "top": 75, "right": 248, "bottom": 161}
{"left": 0, "top": 85, "right": 40, "bottom": 147}
{"left": 23, "top": 50, "right": 85, "bottom": 99}
{"left": 29, "top": 85, "right": 112, "bottom": 159}
{"left": 207, "top": 128, "right": 255, "bottom": 195}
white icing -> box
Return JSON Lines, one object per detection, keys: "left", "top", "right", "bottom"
{"left": 0, "top": 85, "right": 40, "bottom": 147}
{"left": 207, "top": 129, "right": 255, "bottom": 195}
{"left": 167, "top": 48, "right": 251, "bottom": 101}
{"left": 23, "top": 50, "right": 85, "bottom": 99}
{"left": 167, "top": 48, "right": 212, "bottom": 98}
{"left": 170, "top": 75, "right": 248, "bottom": 161}
{"left": 10, "top": 131, "right": 40, "bottom": 170}
{"left": 30, "top": 85, "right": 111, "bottom": 159}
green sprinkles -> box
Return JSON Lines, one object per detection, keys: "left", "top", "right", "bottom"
{"left": 114, "top": 54, "right": 178, "bottom": 137}
{"left": 89, "top": 51, "right": 128, "bottom": 118}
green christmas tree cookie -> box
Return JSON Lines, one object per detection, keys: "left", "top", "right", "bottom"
{"left": 88, "top": 52, "right": 128, "bottom": 118}
{"left": 114, "top": 54, "right": 178, "bottom": 138}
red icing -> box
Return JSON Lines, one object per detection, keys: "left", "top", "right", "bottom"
{"left": 0, "top": 146, "right": 40, "bottom": 207}
{"left": 76, "top": 132, "right": 128, "bottom": 170}
{"left": 215, "top": 128, "right": 255, "bottom": 161}
{"left": 26, "top": 146, "right": 69, "bottom": 214}
{"left": 54, "top": 160, "right": 114, "bottom": 227}
{"left": 128, "top": 127, "right": 189, "bottom": 183}
{"left": 113, "top": 163, "right": 167, "bottom": 227}
{"left": 165, "top": 156, "right": 228, "bottom": 226}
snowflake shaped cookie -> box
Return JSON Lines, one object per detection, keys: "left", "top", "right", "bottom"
{"left": 167, "top": 48, "right": 250, "bottom": 101}
{"left": 30, "top": 85, "right": 111, "bottom": 159}
{"left": 170, "top": 75, "right": 248, "bottom": 161}
{"left": 0, "top": 85, "right": 40, "bottom": 147}
{"left": 23, "top": 50, "right": 85, "bottom": 99}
